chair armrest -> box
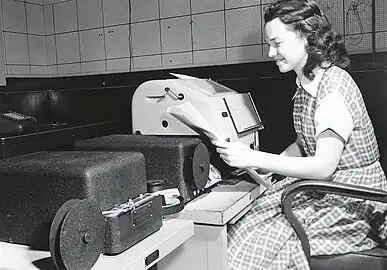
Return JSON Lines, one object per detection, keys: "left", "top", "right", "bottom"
{"left": 280, "top": 180, "right": 387, "bottom": 263}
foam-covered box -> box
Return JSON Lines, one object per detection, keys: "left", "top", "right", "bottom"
{"left": 0, "top": 150, "right": 147, "bottom": 248}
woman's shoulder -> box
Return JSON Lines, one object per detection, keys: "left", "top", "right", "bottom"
{"left": 325, "top": 65, "right": 351, "bottom": 79}
{"left": 321, "top": 65, "right": 357, "bottom": 88}
{"left": 317, "top": 65, "right": 359, "bottom": 99}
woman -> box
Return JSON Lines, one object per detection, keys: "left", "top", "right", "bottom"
{"left": 213, "top": 0, "right": 387, "bottom": 269}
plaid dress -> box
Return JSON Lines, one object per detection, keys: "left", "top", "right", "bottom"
{"left": 228, "top": 66, "right": 387, "bottom": 270}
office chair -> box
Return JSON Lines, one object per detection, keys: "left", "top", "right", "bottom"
{"left": 281, "top": 176, "right": 387, "bottom": 270}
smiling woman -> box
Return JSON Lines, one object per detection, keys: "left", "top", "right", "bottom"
{"left": 211, "top": 1, "right": 387, "bottom": 270}
{"left": 265, "top": 18, "right": 309, "bottom": 75}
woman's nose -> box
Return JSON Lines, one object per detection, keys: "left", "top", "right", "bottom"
{"left": 268, "top": 46, "right": 277, "bottom": 58}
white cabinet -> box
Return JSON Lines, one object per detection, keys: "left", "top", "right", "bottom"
{"left": 159, "top": 181, "right": 263, "bottom": 270}
{"left": 104, "top": 25, "right": 130, "bottom": 59}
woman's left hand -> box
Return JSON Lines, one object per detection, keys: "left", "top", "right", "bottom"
{"left": 212, "top": 140, "right": 258, "bottom": 168}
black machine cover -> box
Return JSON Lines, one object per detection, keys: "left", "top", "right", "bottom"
{"left": 0, "top": 150, "right": 147, "bottom": 248}
{"left": 74, "top": 134, "right": 211, "bottom": 201}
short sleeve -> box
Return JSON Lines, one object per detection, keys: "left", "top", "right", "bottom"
{"left": 314, "top": 92, "right": 354, "bottom": 142}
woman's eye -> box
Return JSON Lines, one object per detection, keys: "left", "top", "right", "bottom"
{"left": 275, "top": 42, "right": 282, "bottom": 47}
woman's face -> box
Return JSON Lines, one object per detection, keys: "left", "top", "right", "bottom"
{"left": 264, "top": 18, "right": 308, "bottom": 76}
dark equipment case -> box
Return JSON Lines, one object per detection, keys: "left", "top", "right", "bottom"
{"left": 74, "top": 134, "right": 211, "bottom": 202}
{"left": 0, "top": 150, "right": 163, "bottom": 268}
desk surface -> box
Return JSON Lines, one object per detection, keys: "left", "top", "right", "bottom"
{"left": 0, "top": 219, "right": 194, "bottom": 270}
{"left": 172, "top": 180, "right": 263, "bottom": 225}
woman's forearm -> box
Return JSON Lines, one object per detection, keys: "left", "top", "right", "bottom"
{"left": 255, "top": 140, "right": 303, "bottom": 175}
{"left": 251, "top": 151, "right": 336, "bottom": 180}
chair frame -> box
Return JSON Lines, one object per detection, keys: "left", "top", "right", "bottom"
{"left": 281, "top": 180, "right": 387, "bottom": 265}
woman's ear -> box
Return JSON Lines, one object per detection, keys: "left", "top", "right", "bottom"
{"left": 302, "top": 35, "right": 308, "bottom": 46}
{"left": 296, "top": 30, "right": 308, "bottom": 46}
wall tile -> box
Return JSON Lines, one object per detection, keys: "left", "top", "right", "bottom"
{"left": 161, "top": 16, "right": 192, "bottom": 53}
{"left": 53, "top": 0, "right": 77, "bottom": 33}
{"left": 44, "top": 0, "right": 71, "bottom": 4}
{"left": 6, "top": 65, "right": 30, "bottom": 75}
{"left": 192, "top": 11, "right": 225, "bottom": 50}
{"left": 376, "top": 0, "right": 387, "bottom": 31}
{"left": 79, "top": 28, "right": 105, "bottom": 61}
{"left": 225, "top": 0, "right": 260, "bottom": 9}
{"left": 43, "top": 5, "right": 54, "bottom": 34}
{"left": 28, "top": 34, "right": 47, "bottom": 65}
{"left": 191, "top": 0, "right": 223, "bottom": 14}
{"left": 262, "top": 43, "right": 271, "bottom": 61}
{"left": 314, "top": 0, "right": 344, "bottom": 35}
{"left": 376, "top": 32, "right": 387, "bottom": 52}
{"left": 26, "top": 0, "right": 44, "bottom": 5}
{"left": 57, "top": 62, "right": 81, "bottom": 74}
{"left": 81, "top": 60, "right": 105, "bottom": 73}
{"left": 159, "top": 0, "right": 190, "bottom": 18}
{"left": 77, "top": 0, "right": 103, "bottom": 30}
{"left": 2, "top": 0, "right": 27, "bottom": 33}
{"left": 132, "top": 54, "right": 161, "bottom": 70}
{"left": 131, "top": 20, "right": 161, "bottom": 56}
{"left": 45, "top": 35, "right": 56, "bottom": 64}
{"left": 4, "top": 32, "right": 29, "bottom": 64}
{"left": 47, "top": 65, "right": 57, "bottom": 75}
{"left": 104, "top": 24, "right": 130, "bottom": 59}
{"left": 225, "top": 6, "right": 261, "bottom": 47}
{"left": 227, "top": 44, "right": 262, "bottom": 62}
{"left": 56, "top": 31, "right": 80, "bottom": 63}
{"left": 345, "top": 33, "right": 372, "bottom": 54}
{"left": 107, "top": 58, "right": 130, "bottom": 71}
{"left": 162, "top": 51, "right": 192, "bottom": 66}
{"left": 193, "top": 48, "right": 226, "bottom": 64}
{"left": 30, "top": 65, "right": 48, "bottom": 75}
{"left": 130, "top": 0, "right": 158, "bottom": 22}
{"left": 102, "top": 0, "right": 129, "bottom": 26}
{"left": 26, "top": 3, "right": 45, "bottom": 35}
{"left": 344, "top": 0, "right": 372, "bottom": 35}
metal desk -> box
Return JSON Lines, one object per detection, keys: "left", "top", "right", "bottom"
{"left": 0, "top": 219, "right": 194, "bottom": 270}
{"left": 160, "top": 180, "right": 264, "bottom": 270}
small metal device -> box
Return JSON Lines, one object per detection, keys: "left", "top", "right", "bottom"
{"left": 49, "top": 193, "right": 163, "bottom": 270}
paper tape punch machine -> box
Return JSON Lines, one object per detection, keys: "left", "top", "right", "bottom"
{"left": 131, "top": 73, "right": 268, "bottom": 191}
{"left": 74, "top": 73, "right": 268, "bottom": 207}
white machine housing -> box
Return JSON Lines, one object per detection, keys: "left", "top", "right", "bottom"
{"left": 132, "top": 77, "right": 263, "bottom": 149}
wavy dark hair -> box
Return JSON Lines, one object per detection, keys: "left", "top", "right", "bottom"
{"left": 264, "top": 0, "right": 349, "bottom": 80}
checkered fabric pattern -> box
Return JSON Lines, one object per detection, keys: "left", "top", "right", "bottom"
{"left": 228, "top": 66, "right": 387, "bottom": 270}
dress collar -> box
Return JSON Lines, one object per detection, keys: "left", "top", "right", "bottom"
{"left": 295, "top": 67, "right": 326, "bottom": 97}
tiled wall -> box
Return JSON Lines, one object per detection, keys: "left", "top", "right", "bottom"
{"left": 1, "top": 0, "right": 47, "bottom": 76}
{"left": 1, "top": 0, "right": 387, "bottom": 77}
